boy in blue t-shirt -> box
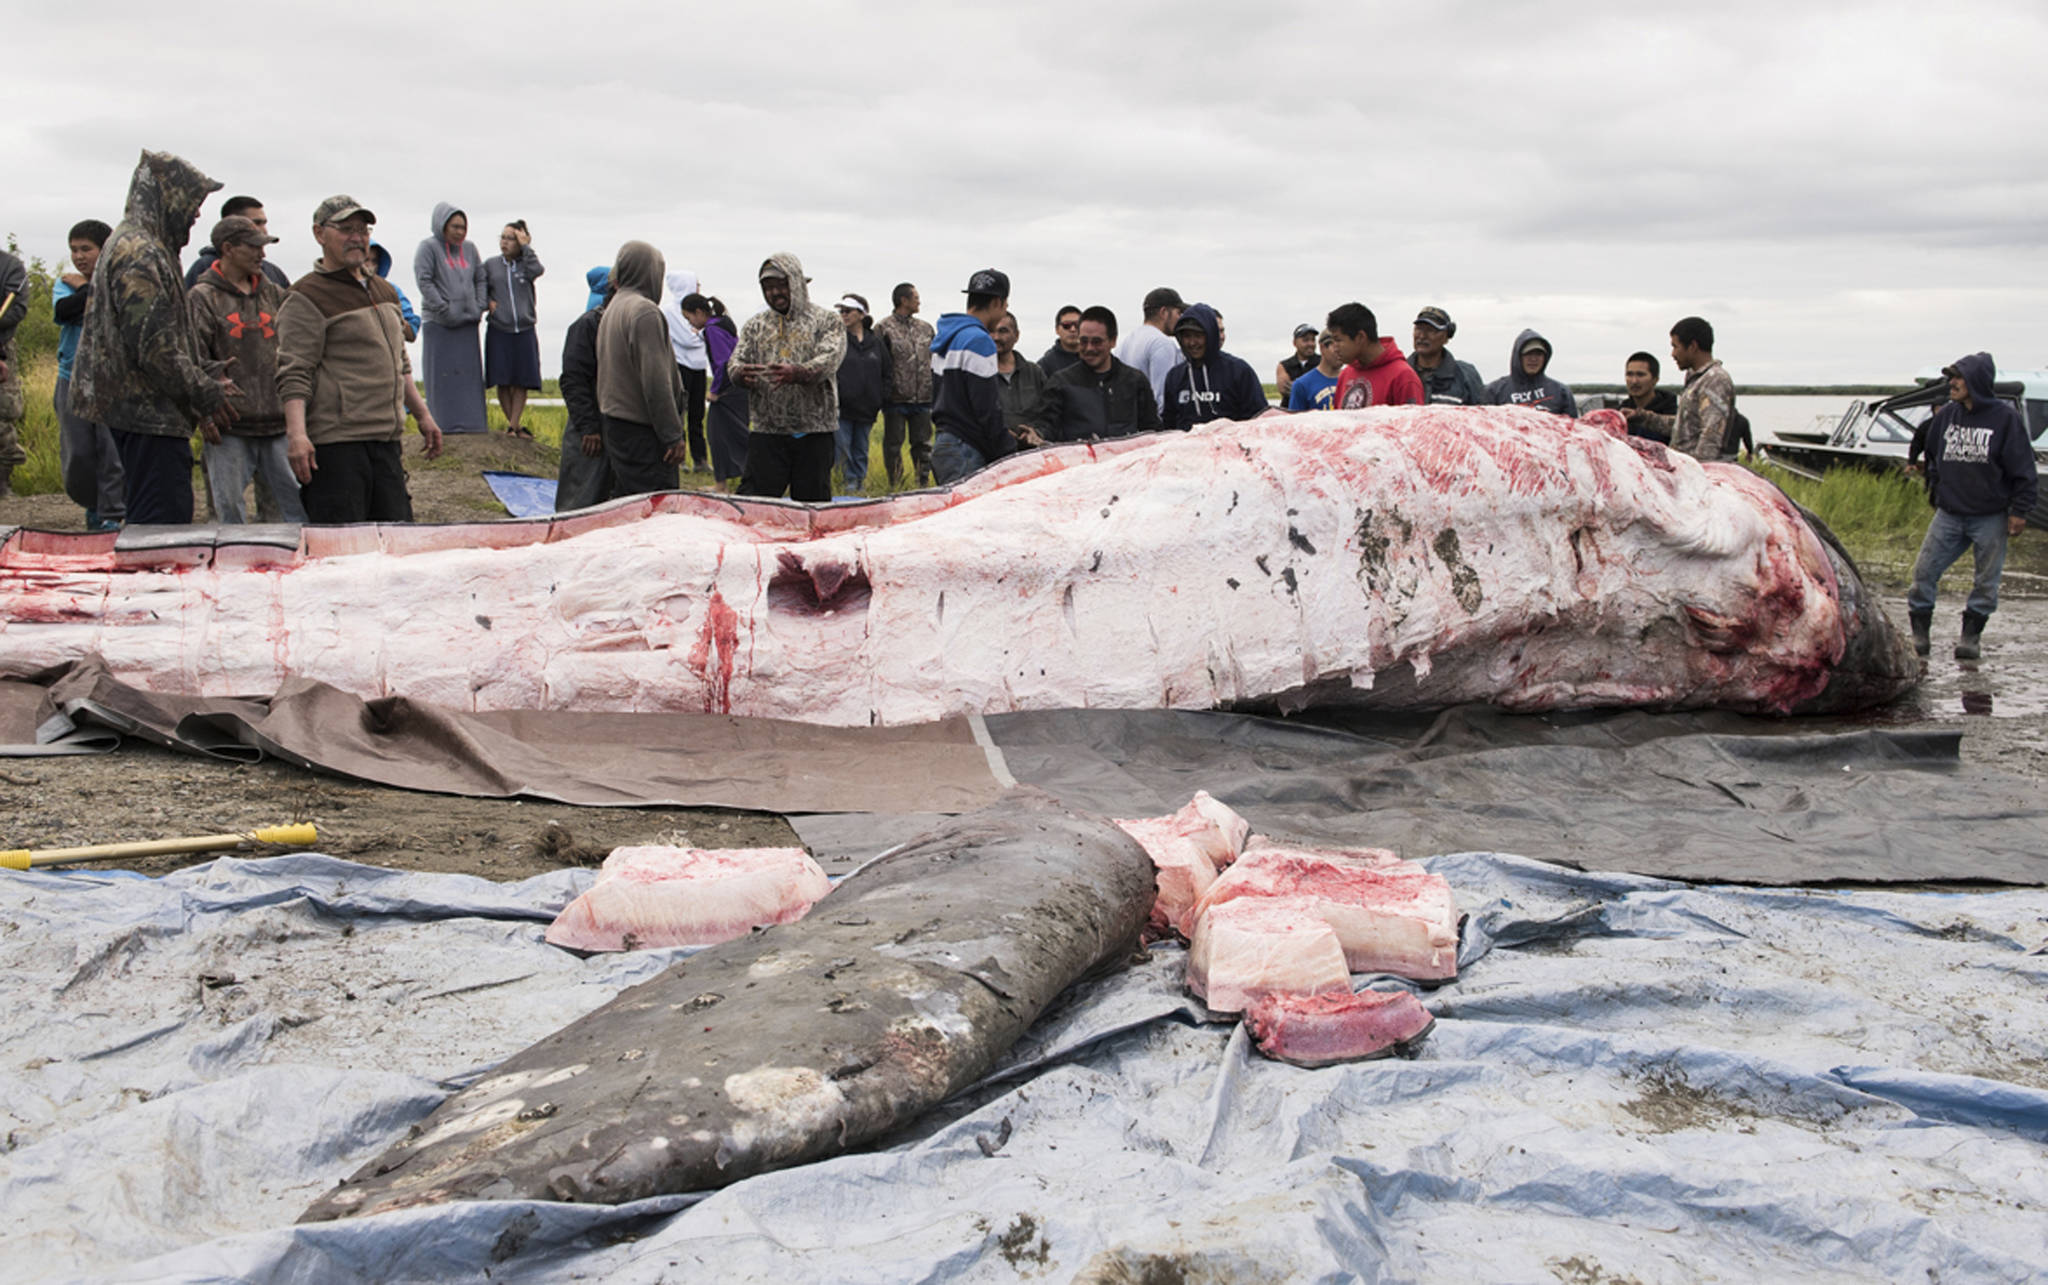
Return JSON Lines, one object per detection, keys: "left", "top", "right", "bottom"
{"left": 1284, "top": 330, "right": 1344, "bottom": 412}
{"left": 53, "top": 219, "right": 125, "bottom": 528}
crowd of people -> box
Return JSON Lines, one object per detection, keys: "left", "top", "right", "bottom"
{"left": 6, "top": 150, "right": 2032, "bottom": 662}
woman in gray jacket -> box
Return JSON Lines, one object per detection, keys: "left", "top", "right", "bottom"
{"left": 413, "top": 202, "right": 489, "bottom": 434}
{"left": 484, "top": 219, "right": 545, "bottom": 437}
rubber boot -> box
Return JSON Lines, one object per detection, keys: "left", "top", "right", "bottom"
{"left": 1908, "top": 610, "right": 1932, "bottom": 658}
{"left": 1956, "top": 610, "right": 1988, "bottom": 661}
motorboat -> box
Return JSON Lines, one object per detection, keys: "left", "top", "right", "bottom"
{"left": 1759, "top": 366, "right": 2048, "bottom": 524}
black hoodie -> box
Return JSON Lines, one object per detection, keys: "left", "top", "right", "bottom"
{"left": 1160, "top": 304, "right": 1267, "bottom": 431}
{"left": 1921, "top": 352, "right": 2039, "bottom": 519}
{"left": 1484, "top": 328, "right": 1577, "bottom": 417}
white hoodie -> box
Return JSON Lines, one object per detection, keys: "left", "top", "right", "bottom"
{"left": 658, "top": 267, "right": 709, "bottom": 371}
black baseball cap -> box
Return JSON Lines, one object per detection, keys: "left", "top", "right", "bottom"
{"left": 964, "top": 268, "right": 1010, "bottom": 297}
{"left": 1414, "top": 306, "right": 1454, "bottom": 331}
{"left": 1292, "top": 323, "right": 1318, "bottom": 339}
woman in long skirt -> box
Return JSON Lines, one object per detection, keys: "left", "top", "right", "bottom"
{"left": 413, "top": 202, "right": 489, "bottom": 434}
{"left": 683, "top": 292, "right": 748, "bottom": 488}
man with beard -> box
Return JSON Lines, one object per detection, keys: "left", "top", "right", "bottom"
{"left": 730, "top": 253, "right": 845, "bottom": 501}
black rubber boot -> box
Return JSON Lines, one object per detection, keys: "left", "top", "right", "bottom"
{"left": 1908, "top": 610, "right": 1932, "bottom": 658}
{"left": 1956, "top": 609, "right": 1988, "bottom": 661}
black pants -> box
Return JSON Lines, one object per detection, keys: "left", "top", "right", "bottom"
{"left": 677, "top": 364, "right": 709, "bottom": 469}
{"left": 555, "top": 424, "right": 616, "bottom": 512}
{"left": 603, "top": 415, "right": 680, "bottom": 497}
{"left": 112, "top": 428, "right": 194, "bottom": 525}
{"left": 300, "top": 439, "right": 414, "bottom": 524}
{"left": 738, "top": 431, "right": 835, "bottom": 502}
{"left": 708, "top": 390, "right": 750, "bottom": 483}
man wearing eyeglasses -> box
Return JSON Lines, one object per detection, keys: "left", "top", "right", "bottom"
{"left": 277, "top": 195, "right": 444, "bottom": 523}
{"left": 1043, "top": 306, "right": 1161, "bottom": 441}
{"left": 1038, "top": 305, "right": 1083, "bottom": 376}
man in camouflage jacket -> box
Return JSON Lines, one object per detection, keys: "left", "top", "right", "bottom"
{"left": 0, "top": 247, "right": 28, "bottom": 494}
{"left": 70, "top": 150, "right": 232, "bottom": 524}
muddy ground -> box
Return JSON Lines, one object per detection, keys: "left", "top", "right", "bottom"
{"left": 2, "top": 437, "right": 2043, "bottom": 880}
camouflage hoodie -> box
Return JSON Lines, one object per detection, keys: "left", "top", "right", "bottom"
{"left": 71, "top": 150, "right": 228, "bottom": 437}
{"left": 729, "top": 252, "right": 845, "bottom": 435}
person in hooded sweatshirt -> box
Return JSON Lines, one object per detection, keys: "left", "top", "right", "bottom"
{"left": 556, "top": 277, "right": 615, "bottom": 512}
{"left": 483, "top": 219, "right": 545, "bottom": 438}
{"left": 1162, "top": 303, "right": 1269, "bottom": 431}
{"left": 931, "top": 268, "right": 1030, "bottom": 483}
{"left": 1327, "top": 302, "right": 1425, "bottom": 409}
{"left": 186, "top": 215, "right": 305, "bottom": 524}
{"left": 595, "top": 241, "right": 688, "bottom": 498}
{"left": 658, "top": 268, "right": 712, "bottom": 471}
{"left": 1485, "top": 329, "right": 1577, "bottom": 417}
{"left": 366, "top": 242, "right": 421, "bottom": 341}
{"left": 412, "top": 202, "right": 490, "bottom": 434}
{"left": 1904, "top": 352, "right": 2038, "bottom": 661}
{"left": 70, "top": 149, "right": 234, "bottom": 525}
{"left": 729, "top": 253, "right": 845, "bottom": 502}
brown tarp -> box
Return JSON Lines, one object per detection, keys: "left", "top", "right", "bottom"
{"left": 3, "top": 658, "right": 1006, "bottom": 814}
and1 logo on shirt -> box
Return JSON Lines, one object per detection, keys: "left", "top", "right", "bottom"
{"left": 1943, "top": 423, "right": 1994, "bottom": 465}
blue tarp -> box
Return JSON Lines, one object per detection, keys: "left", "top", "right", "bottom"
{"left": 483, "top": 471, "right": 559, "bottom": 519}
{"left": 4, "top": 852, "right": 2045, "bottom": 1282}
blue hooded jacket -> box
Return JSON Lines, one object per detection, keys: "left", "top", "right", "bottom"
{"left": 1160, "top": 304, "right": 1268, "bottom": 431}
{"left": 1921, "top": 352, "right": 2039, "bottom": 519}
{"left": 585, "top": 266, "right": 610, "bottom": 313}
{"left": 930, "top": 311, "right": 1009, "bottom": 462}
{"left": 368, "top": 242, "right": 422, "bottom": 339}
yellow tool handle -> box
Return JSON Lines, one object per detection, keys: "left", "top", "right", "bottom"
{"left": 0, "top": 823, "right": 318, "bottom": 870}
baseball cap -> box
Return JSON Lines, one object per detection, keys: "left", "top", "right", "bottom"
{"left": 312, "top": 195, "right": 375, "bottom": 227}
{"left": 964, "top": 268, "right": 1010, "bottom": 297}
{"left": 1414, "top": 306, "right": 1454, "bottom": 331}
{"left": 1142, "top": 286, "right": 1186, "bottom": 314}
{"left": 1292, "top": 323, "right": 1318, "bottom": 339}
{"left": 210, "top": 215, "right": 279, "bottom": 250}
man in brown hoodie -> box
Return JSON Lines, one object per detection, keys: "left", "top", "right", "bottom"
{"left": 595, "top": 240, "right": 688, "bottom": 498}
{"left": 187, "top": 215, "right": 305, "bottom": 523}
{"left": 277, "top": 196, "right": 443, "bottom": 523}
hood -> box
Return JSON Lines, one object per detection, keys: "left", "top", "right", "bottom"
{"left": 933, "top": 311, "right": 989, "bottom": 352}
{"left": 1507, "top": 327, "right": 1552, "bottom": 383}
{"left": 1173, "top": 302, "right": 1224, "bottom": 366}
{"left": 1947, "top": 351, "right": 1998, "bottom": 405}
{"left": 430, "top": 201, "right": 464, "bottom": 240}
{"left": 190, "top": 260, "right": 246, "bottom": 295}
{"left": 758, "top": 251, "right": 812, "bottom": 314}
{"left": 586, "top": 265, "right": 611, "bottom": 292}
{"left": 368, "top": 242, "right": 393, "bottom": 279}
{"left": 666, "top": 269, "right": 699, "bottom": 300}
{"left": 121, "top": 149, "right": 221, "bottom": 252}
{"left": 1365, "top": 335, "right": 1408, "bottom": 370}
{"left": 611, "top": 241, "right": 666, "bottom": 302}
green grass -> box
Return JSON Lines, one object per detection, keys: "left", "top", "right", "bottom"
{"left": 12, "top": 356, "right": 63, "bottom": 494}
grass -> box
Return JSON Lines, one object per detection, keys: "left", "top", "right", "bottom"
{"left": 12, "top": 356, "right": 63, "bottom": 494}
{"left": 1748, "top": 459, "right": 1932, "bottom": 569}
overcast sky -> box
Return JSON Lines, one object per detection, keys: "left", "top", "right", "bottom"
{"left": 10, "top": 0, "right": 2046, "bottom": 385}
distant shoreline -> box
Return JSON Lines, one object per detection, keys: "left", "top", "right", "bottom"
{"left": 1576, "top": 385, "right": 1912, "bottom": 397}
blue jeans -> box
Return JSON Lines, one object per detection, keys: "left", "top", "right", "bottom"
{"left": 836, "top": 415, "right": 872, "bottom": 492}
{"left": 1907, "top": 509, "right": 2008, "bottom": 617}
{"left": 931, "top": 431, "right": 987, "bottom": 485}
{"left": 203, "top": 434, "right": 308, "bottom": 524}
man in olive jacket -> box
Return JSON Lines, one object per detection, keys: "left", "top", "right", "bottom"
{"left": 277, "top": 196, "right": 443, "bottom": 523}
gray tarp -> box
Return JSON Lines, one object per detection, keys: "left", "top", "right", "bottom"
{"left": 5, "top": 851, "right": 2046, "bottom": 1282}
{"left": 6, "top": 662, "right": 2047, "bottom": 886}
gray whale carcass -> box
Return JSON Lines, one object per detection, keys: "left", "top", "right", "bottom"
{"left": 0, "top": 406, "right": 1916, "bottom": 721}
{"left": 299, "top": 792, "right": 1155, "bottom": 1219}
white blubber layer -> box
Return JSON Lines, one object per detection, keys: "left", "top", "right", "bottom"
{"left": 545, "top": 845, "right": 831, "bottom": 952}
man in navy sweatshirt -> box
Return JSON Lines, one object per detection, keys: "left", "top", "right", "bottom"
{"left": 1905, "top": 351, "right": 2038, "bottom": 659}
{"left": 1162, "top": 304, "right": 1268, "bottom": 430}
{"left": 932, "top": 268, "right": 1037, "bottom": 483}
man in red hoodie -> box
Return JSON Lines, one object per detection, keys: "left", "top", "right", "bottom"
{"left": 1328, "top": 302, "right": 1424, "bottom": 409}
